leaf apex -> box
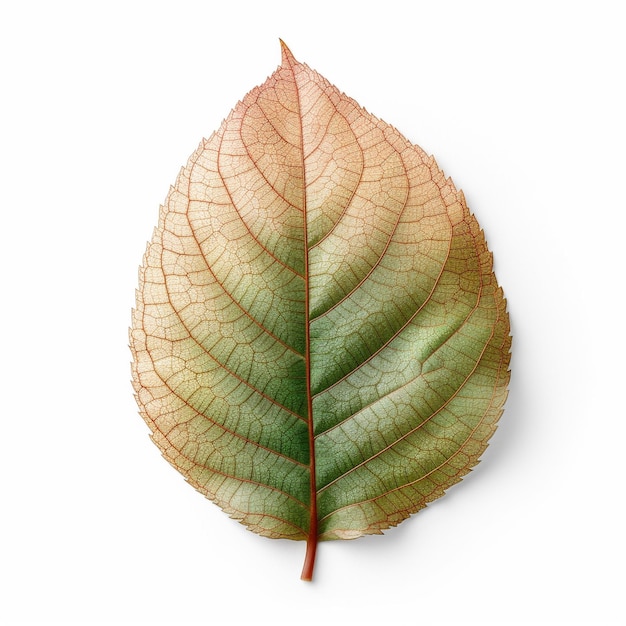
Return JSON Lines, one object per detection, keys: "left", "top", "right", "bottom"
{"left": 279, "top": 39, "right": 297, "bottom": 67}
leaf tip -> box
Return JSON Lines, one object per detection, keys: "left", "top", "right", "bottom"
{"left": 279, "top": 39, "right": 297, "bottom": 67}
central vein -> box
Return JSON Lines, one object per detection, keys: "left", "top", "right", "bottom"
{"left": 280, "top": 41, "right": 319, "bottom": 582}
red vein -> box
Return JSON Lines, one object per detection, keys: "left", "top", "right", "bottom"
{"left": 159, "top": 253, "right": 307, "bottom": 425}
{"left": 179, "top": 450, "right": 311, "bottom": 520}
{"left": 155, "top": 175, "right": 308, "bottom": 426}
{"left": 309, "top": 147, "right": 410, "bottom": 322}
{"left": 176, "top": 156, "right": 303, "bottom": 359}
{"left": 217, "top": 126, "right": 304, "bottom": 274}
{"left": 314, "top": 234, "right": 483, "bottom": 438}
{"left": 311, "top": 196, "right": 454, "bottom": 399}
{"left": 316, "top": 284, "right": 492, "bottom": 494}
{"left": 282, "top": 44, "right": 319, "bottom": 582}
{"left": 229, "top": 107, "right": 305, "bottom": 216}
{"left": 318, "top": 309, "right": 507, "bottom": 526}
{"left": 142, "top": 331, "right": 308, "bottom": 470}
{"left": 307, "top": 108, "right": 364, "bottom": 250}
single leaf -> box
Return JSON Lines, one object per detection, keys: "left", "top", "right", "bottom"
{"left": 130, "top": 42, "right": 511, "bottom": 581}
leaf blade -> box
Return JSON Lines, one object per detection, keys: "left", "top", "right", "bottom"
{"left": 130, "top": 42, "right": 511, "bottom": 576}
{"left": 132, "top": 55, "right": 314, "bottom": 539}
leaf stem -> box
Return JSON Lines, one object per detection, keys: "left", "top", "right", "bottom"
{"left": 300, "top": 532, "right": 317, "bottom": 581}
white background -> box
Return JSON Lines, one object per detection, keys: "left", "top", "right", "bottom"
{"left": 1, "top": 1, "right": 624, "bottom": 625}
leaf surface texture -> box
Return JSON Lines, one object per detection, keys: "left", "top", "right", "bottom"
{"left": 131, "top": 43, "right": 511, "bottom": 573}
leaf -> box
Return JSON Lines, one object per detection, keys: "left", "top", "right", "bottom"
{"left": 130, "top": 41, "right": 511, "bottom": 581}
